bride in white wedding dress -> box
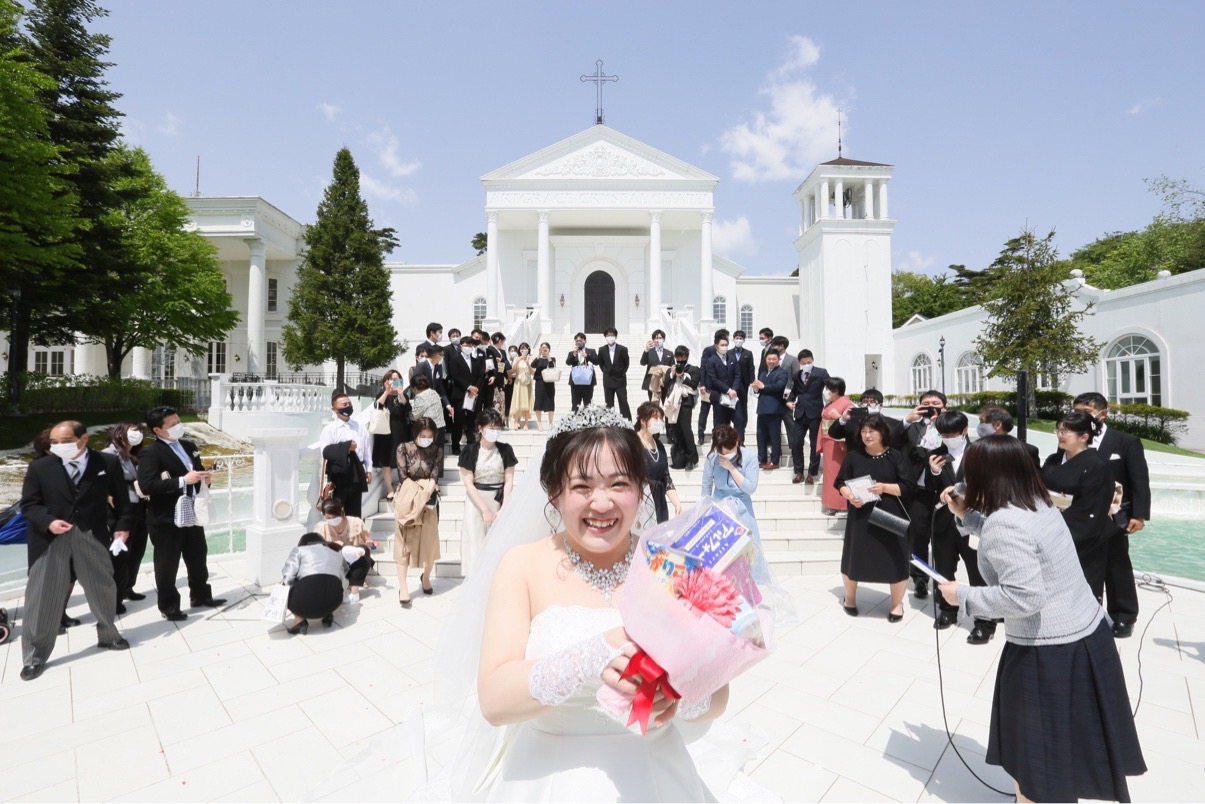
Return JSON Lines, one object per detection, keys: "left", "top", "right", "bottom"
{"left": 472, "top": 406, "right": 727, "bottom": 800}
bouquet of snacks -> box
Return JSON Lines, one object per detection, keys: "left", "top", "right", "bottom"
{"left": 598, "top": 499, "right": 775, "bottom": 733}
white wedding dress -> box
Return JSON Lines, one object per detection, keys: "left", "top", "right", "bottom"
{"left": 482, "top": 604, "right": 714, "bottom": 802}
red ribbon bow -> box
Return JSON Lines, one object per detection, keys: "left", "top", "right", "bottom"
{"left": 619, "top": 650, "right": 680, "bottom": 735}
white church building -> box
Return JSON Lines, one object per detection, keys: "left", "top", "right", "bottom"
{"left": 6, "top": 123, "right": 1202, "bottom": 447}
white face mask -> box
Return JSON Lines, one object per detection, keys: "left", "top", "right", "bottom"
{"left": 50, "top": 442, "right": 82, "bottom": 461}
{"left": 126, "top": 429, "right": 144, "bottom": 446}
{"left": 733, "top": 339, "right": 744, "bottom": 349}
{"left": 822, "top": 390, "right": 833, "bottom": 403}
{"left": 482, "top": 428, "right": 501, "bottom": 443}
{"left": 866, "top": 404, "right": 881, "bottom": 415}
{"left": 166, "top": 423, "right": 186, "bottom": 441}
{"left": 416, "top": 436, "right": 434, "bottom": 448}
{"left": 759, "top": 339, "right": 768, "bottom": 349}
{"left": 653, "top": 339, "right": 663, "bottom": 348}
{"left": 976, "top": 422, "right": 996, "bottom": 439}
{"left": 606, "top": 336, "right": 616, "bottom": 345}
{"left": 325, "top": 516, "right": 343, "bottom": 528}
{"left": 719, "top": 449, "right": 738, "bottom": 460}
{"left": 462, "top": 347, "right": 474, "bottom": 357}
{"left": 942, "top": 436, "right": 966, "bottom": 454}
{"left": 648, "top": 420, "right": 664, "bottom": 435}
{"left": 716, "top": 346, "right": 728, "bottom": 356}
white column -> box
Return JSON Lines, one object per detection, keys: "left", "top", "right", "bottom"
{"left": 245, "top": 238, "right": 266, "bottom": 376}
{"left": 537, "top": 211, "right": 551, "bottom": 326}
{"left": 131, "top": 347, "right": 151, "bottom": 379}
{"left": 814, "top": 184, "right": 823, "bottom": 223}
{"left": 878, "top": 181, "right": 889, "bottom": 219}
{"left": 647, "top": 211, "right": 662, "bottom": 329}
{"left": 699, "top": 211, "right": 714, "bottom": 329}
{"left": 819, "top": 180, "right": 830, "bottom": 219}
{"left": 864, "top": 179, "right": 875, "bottom": 219}
{"left": 834, "top": 180, "right": 845, "bottom": 220}
{"left": 484, "top": 211, "right": 501, "bottom": 328}
{"left": 244, "top": 428, "right": 307, "bottom": 587}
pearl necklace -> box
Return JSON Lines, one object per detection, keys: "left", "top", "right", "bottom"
{"left": 562, "top": 533, "right": 637, "bottom": 603}
{"left": 641, "top": 435, "right": 659, "bottom": 462}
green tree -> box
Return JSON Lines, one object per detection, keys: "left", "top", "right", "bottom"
{"left": 282, "top": 147, "right": 399, "bottom": 391}
{"left": 1068, "top": 219, "right": 1205, "bottom": 289}
{"left": 75, "top": 146, "right": 238, "bottom": 377}
{"left": 890, "top": 270, "right": 967, "bottom": 327}
{"left": 471, "top": 231, "right": 487, "bottom": 255}
{"left": 1146, "top": 174, "right": 1205, "bottom": 222}
{"left": 948, "top": 263, "right": 1000, "bottom": 305}
{"left": 974, "top": 229, "right": 1102, "bottom": 413}
{"left": 0, "top": 0, "right": 81, "bottom": 410}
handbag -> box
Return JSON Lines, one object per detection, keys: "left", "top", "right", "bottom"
{"left": 369, "top": 406, "right": 392, "bottom": 435}
{"left": 261, "top": 584, "right": 289, "bottom": 624}
{"left": 867, "top": 498, "right": 911, "bottom": 539}
{"left": 570, "top": 365, "right": 594, "bottom": 385}
{"left": 541, "top": 367, "right": 562, "bottom": 383}
{"left": 173, "top": 483, "right": 210, "bottom": 528}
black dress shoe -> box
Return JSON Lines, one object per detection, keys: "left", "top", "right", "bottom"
{"left": 967, "top": 625, "right": 995, "bottom": 645}
{"left": 887, "top": 608, "right": 905, "bottom": 623}
{"left": 191, "top": 597, "right": 227, "bottom": 608}
{"left": 162, "top": 610, "right": 188, "bottom": 622}
{"left": 697, "top": 435, "right": 706, "bottom": 446}
{"left": 399, "top": 598, "right": 412, "bottom": 609}
{"left": 792, "top": 473, "right": 804, "bottom": 484}
{"left": 421, "top": 572, "right": 434, "bottom": 595}
{"left": 1112, "top": 620, "right": 1135, "bottom": 639}
{"left": 842, "top": 599, "right": 859, "bottom": 617}
{"left": 934, "top": 611, "right": 957, "bottom": 630}
{"left": 914, "top": 579, "right": 929, "bottom": 599}
{"left": 97, "top": 637, "right": 130, "bottom": 650}
{"left": 58, "top": 624, "right": 67, "bottom": 635}
{"left": 286, "top": 619, "right": 309, "bottom": 635}
{"left": 321, "top": 614, "right": 334, "bottom": 627}
{"left": 124, "top": 590, "right": 147, "bottom": 601}
{"left": 61, "top": 615, "right": 81, "bottom": 628}
{"left": 116, "top": 602, "right": 127, "bottom": 615}
{"left": 20, "top": 664, "right": 45, "bottom": 681}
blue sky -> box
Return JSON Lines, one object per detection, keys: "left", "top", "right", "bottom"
{"left": 101, "top": 1, "right": 1204, "bottom": 276}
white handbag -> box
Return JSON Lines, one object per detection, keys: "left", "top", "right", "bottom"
{"left": 541, "top": 367, "right": 562, "bottom": 382}
{"left": 173, "top": 483, "right": 211, "bottom": 527}
{"left": 369, "top": 406, "right": 392, "bottom": 435}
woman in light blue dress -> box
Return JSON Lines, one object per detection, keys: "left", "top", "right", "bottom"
{"left": 700, "top": 423, "right": 763, "bottom": 549}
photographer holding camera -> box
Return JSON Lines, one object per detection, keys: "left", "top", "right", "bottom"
{"left": 661, "top": 345, "right": 701, "bottom": 470}
{"left": 902, "top": 390, "right": 947, "bottom": 601}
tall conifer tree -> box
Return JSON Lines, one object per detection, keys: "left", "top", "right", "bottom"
{"left": 282, "top": 147, "right": 400, "bottom": 391}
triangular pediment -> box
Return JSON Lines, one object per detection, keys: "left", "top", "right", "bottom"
{"left": 482, "top": 126, "right": 718, "bottom": 185}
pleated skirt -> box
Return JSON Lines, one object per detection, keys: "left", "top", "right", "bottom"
{"left": 987, "top": 618, "right": 1146, "bottom": 802}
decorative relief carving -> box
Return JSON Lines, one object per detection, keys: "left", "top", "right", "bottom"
{"left": 534, "top": 144, "right": 667, "bottom": 179}
{"left": 489, "top": 191, "right": 711, "bottom": 208}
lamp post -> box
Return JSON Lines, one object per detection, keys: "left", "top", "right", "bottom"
{"left": 938, "top": 336, "right": 947, "bottom": 395}
{"left": 6, "top": 287, "right": 21, "bottom": 414}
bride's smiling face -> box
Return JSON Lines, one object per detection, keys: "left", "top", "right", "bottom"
{"left": 555, "top": 446, "right": 641, "bottom": 559}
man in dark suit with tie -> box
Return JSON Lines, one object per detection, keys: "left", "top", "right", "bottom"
{"left": 566, "top": 333, "right": 598, "bottom": 410}
{"left": 446, "top": 335, "right": 486, "bottom": 454}
{"left": 640, "top": 329, "right": 674, "bottom": 401}
{"left": 701, "top": 334, "right": 742, "bottom": 430}
{"left": 786, "top": 349, "right": 829, "bottom": 484}
{"left": 19, "top": 421, "right": 133, "bottom": 680}
{"left": 729, "top": 330, "right": 756, "bottom": 446}
{"left": 597, "top": 326, "right": 631, "bottom": 419}
{"left": 753, "top": 350, "right": 789, "bottom": 468}
{"left": 696, "top": 328, "right": 728, "bottom": 444}
{"left": 1074, "top": 392, "right": 1151, "bottom": 638}
{"left": 138, "top": 406, "right": 226, "bottom": 621}
{"left": 757, "top": 327, "right": 775, "bottom": 376}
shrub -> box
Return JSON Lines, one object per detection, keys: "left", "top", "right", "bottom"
{"left": 1107, "top": 403, "right": 1191, "bottom": 445}
{"left": 3, "top": 373, "right": 191, "bottom": 414}
{"left": 945, "top": 390, "right": 1072, "bottom": 420}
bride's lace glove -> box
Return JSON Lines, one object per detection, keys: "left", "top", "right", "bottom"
{"left": 678, "top": 694, "right": 713, "bottom": 721}
{"left": 529, "top": 633, "right": 628, "bottom": 706}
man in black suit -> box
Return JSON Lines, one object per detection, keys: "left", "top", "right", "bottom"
{"left": 1075, "top": 392, "right": 1151, "bottom": 638}
{"left": 661, "top": 345, "right": 701, "bottom": 469}
{"left": 826, "top": 389, "right": 907, "bottom": 451}
{"left": 597, "top": 326, "right": 631, "bottom": 419}
{"left": 757, "top": 327, "right": 775, "bottom": 376}
{"left": 701, "top": 334, "right": 741, "bottom": 430}
{"left": 422, "top": 321, "right": 443, "bottom": 355}
{"left": 19, "top": 421, "right": 133, "bottom": 680}
{"left": 785, "top": 349, "right": 829, "bottom": 484}
{"left": 446, "top": 335, "right": 485, "bottom": 454}
{"left": 976, "top": 406, "right": 1041, "bottom": 468}
{"left": 566, "top": 332, "right": 598, "bottom": 410}
{"left": 138, "top": 406, "right": 226, "bottom": 622}
{"left": 484, "top": 332, "right": 508, "bottom": 414}
{"left": 696, "top": 328, "right": 728, "bottom": 444}
{"left": 442, "top": 328, "right": 462, "bottom": 364}
{"left": 639, "top": 329, "right": 674, "bottom": 401}
{"left": 729, "top": 330, "right": 756, "bottom": 446}
{"left": 901, "top": 389, "right": 948, "bottom": 600}
{"left": 752, "top": 350, "right": 789, "bottom": 468}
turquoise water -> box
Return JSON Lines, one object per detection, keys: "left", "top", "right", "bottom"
{"left": 1131, "top": 517, "right": 1205, "bottom": 583}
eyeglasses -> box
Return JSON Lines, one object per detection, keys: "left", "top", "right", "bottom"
{"left": 1055, "top": 427, "right": 1083, "bottom": 436}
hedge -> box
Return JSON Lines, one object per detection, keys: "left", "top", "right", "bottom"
{"left": 3, "top": 373, "right": 196, "bottom": 414}
{"left": 1106, "top": 403, "right": 1191, "bottom": 445}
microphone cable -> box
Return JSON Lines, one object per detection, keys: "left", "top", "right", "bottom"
{"left": 1131, "top": 572, "right": 1176, "bottom": 718}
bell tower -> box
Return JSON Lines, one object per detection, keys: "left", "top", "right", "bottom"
{"left": 792, "top": 156, "right": 895, "bottom": 393}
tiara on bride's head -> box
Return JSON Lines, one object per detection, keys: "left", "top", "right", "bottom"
{"left": 547, "top": 405, "right": 634, "bottom": 439}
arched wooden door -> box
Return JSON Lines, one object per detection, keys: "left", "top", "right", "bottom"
{"left": 583, "top": 270, "right": 615, "bottom": 333}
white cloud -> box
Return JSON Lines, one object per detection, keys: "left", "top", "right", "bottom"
{"left": 1127, "top": 98, "right": 1161, "bottom": 116}
{"left": 367, "top": 126, "right": 421, "bottom": 178}
{"left": 317, "top": 102, "right": 342, "bottom": 122}
{"left": 361, "top": 173, "right": 418, "bottom": 204}
{"left": 894, "top": 250, "right": 936, "bottom": 274}
{"left": 711, "top": 216, "right": 758, "bottom": 257}
{"left": 719, "top": 35, "right": 842, "bottom": 182}
{"left": 121, "top": 117, "right": 145, "bottom": 144}
{"left": 156, "top": 112, "right": 180, "bottom": 136}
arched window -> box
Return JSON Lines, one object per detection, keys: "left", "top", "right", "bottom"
{"left": 955, "top": 352, "right": 982, "bottom": 395}
{"left": 1106, "top": 335, "right": 1161, "bottom": 406}
{"left": 911, "top": 353, "right": 933, "bottom": 396}
{"left": 712, "top": 295, "right": 727, "bottom": 324}
{"left": 739, "top": 304, "right": 754, "bottom": 334}
{"left": 472, "top": 296, "right": 487, "bottom": 331}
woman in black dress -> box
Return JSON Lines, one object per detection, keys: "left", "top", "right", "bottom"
{"left": 374, "top": 369, "right": 412, "bottom": 492}
{"left": 1041, "top": 410, "right": 1115, "bottom": 598}
{"left": 636, "top": 401, "right": 682, "bottom": 523}
{"left": 531, "top": 341, "right": 558, "bottom": 431}
{"left": 834, "top": 414, "right": 916, "bottom": 622}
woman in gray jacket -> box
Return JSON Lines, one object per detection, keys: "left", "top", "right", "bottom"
{"left": 281, "top": 532, "right": 346, "bottom": 635}
{"left": 939, "top": 436, "right": 1145, "bottom": 803}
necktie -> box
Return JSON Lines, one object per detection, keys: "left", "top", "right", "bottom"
{"left": 68, "top": 461, "right": 80, "bottom": 485}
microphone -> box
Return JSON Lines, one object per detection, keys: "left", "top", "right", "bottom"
{"left": 935, "top": 482, "right": 967, "bottom": 510}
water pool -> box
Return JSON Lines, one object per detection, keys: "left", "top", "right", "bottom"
{"left": 1131, "top": 516, "right": 1205, "bottom": 583}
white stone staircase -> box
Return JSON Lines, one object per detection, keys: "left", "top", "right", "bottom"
{"left": 365, "top": 333, "right": 844, "bottom": 580}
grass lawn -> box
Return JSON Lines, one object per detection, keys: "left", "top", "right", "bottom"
{"left": 0, "top": 411, "right": 204, "bottom": 452}
{"left": 1025, "top": 418, "right": 1205, "bottom": 459}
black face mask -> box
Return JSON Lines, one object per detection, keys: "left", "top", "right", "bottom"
{"left": 675, "top": 360, "right": 687, "bottom": 368}
{"left": 575, "top": 342, "right": 586, "bottom": 349}
{"left": 337, "top": 405, "right": 353, "bottom": 417}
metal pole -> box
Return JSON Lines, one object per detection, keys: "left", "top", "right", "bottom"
{"left": 1016, "top": 370, "right": 1029, "bottom": 443}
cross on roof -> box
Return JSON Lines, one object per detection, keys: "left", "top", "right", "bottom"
{"left": 580, "top": 59, "right": 619, "bottom": 126}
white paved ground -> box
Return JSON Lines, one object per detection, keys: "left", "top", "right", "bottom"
{"left": 1, "top": 557, "right": 1201, "bottom": 802}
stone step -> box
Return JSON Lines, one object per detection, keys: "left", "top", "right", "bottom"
{"left": 375, "top": 490, "right": 830, "bottom": 519}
